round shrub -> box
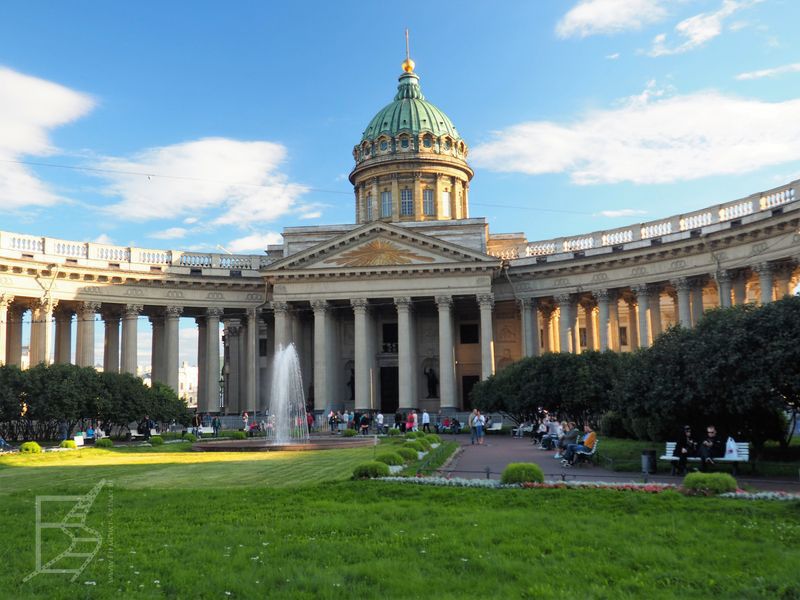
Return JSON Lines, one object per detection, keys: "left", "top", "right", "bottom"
{"left": 230, "top": 431, "right": 247, "bottom": 440}
{"left": 387, "top": 428, "right": 401, "bottom": 437}
{"left": 148, "top": 435, "right": 164, "bottom": 446}
{"left": 425, "top": 434, "right": 441, "bottom": 444}
{"left": 405, "top": 431, "right": 423, "bottom": 439}
{"left": 404, "top": 440, "right": 425, "bottom": 452}
{"left": 415, "top": 437, "right": 432, "bottom": 451}
{"left": 396, "top": 447, "right": 419, "bottom": 462}
{"left": 20, "top": 441, "right": 42, "bottom": 454}
{"left": 501, "top": 463, "right": 545, "bottom": 484}
{"left": 682, "top": 472, "right": 738, "bottom": 495}
{"left": 183, "top": 433, "right": 197, "bottom": 443}
{"left": 59, "top": 440, "right": 77, "bottom": 449}
{"left": 95, "top": 438, "right": 114, "bottom": 448}
{"left": 352, "top": 461, "right": 390, "bottom": 479}
{"left": 342, "top": 428, "right": 358, "bottom": 438}
{"left": 374, "top": 451, "right": 404, "bottom": 466}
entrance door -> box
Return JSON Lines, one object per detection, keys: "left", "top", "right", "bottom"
{"left": 462, "top": 375, "right": 480, "bottom": 409}
{"left": 380, "top": 367, "right": 399, "bottom": 414}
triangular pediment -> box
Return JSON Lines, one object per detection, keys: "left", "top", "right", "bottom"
{"left": 265, "top": 221, "right": 499, "bottom": 274}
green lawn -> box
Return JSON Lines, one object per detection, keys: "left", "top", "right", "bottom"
{"left": 1, "top": 445, "right": 799, "bottom": 599}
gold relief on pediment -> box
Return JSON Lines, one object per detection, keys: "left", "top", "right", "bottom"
{"left": 324, "top": 239, "right": 436, "bottom": 267}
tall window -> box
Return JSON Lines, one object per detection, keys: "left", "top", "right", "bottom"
{"left": 423, "top": 189, "right": 435, "bottom": 216}
{"left": 441, "top": 190, "right": 451, "bottom": 218}
{"left": 365, "top": 193, "right": 373, "bottom": 220}
{"left": 381, "top": 191, "right": 392, "bottom": 217}
{"left": 400, "top": 188, "right": 413, "bottom": 216}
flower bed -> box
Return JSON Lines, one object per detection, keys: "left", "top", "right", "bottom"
{"left": 720, "top": 490, "right": 800, "bottom": 501}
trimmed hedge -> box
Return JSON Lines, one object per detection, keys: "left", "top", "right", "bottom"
{"left": 95, "top": 438, "right": 114, "bottom": 448}
{"left": 20, "top": 441, "right": 42, "bottom": 454}
{"left": 342, "top": 429, "right": 358, "bottom": 438}
{"left": 682, "top": 472, "right": 738, "bottom": 495}
{"left": 396, "top": 447, "right": 419, "bottom": 462}
{"left": 387, "top": 428, "right": 401, "bottom": 437}
{"left": 149, "top": 435, "right": 164, "bottom": 446}
{"left": 425, "top": 434, "right": 441, "bottom": 444}
{"left": 183, "top": 433, "right": 197, "bottom": 443}
{"left": 59, "top": 440, "right": 77, "bottom": 449}
{"left": 374, "top": 451, "right": 405, "bottom": 466}
{"left": 404, "top": 440, "right": 425, "bottom": 452}
{"left": 415, "top": 437, "right": 432, "bottom": 451}
{"left": 352, "top": 461, "right": 390, "bottom": 479}
{"left": 405, "top": 431, "right": 423, "bottom": 439}
{"left": 501, "top": 463, "right": 545, "bottom": 484}
{"left": 230, "top": 431, "right": 247, "bottom": 440}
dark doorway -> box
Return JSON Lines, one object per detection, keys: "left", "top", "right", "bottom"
{"left": 462, "top": 375, "right": 480, "bottom": 408}
{"left": 380, "top": 367, "right": 399, "bottom": 414}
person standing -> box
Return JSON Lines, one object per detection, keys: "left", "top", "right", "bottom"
{"left": 376, "top": 411, "right": 384, "bottom": 434}
{"left": 242, "top": 411, "right": 249, "bottom": 431}
{"left": 412, "top": 410, "right": 419, "bottom": 432}
{"left": 469, "top": 409, "right": 478, "bottom": 445}
{"left": 211, "top": 415, "right": 221, "bottom": 438}
{"left": 474, "top": 410, "right": 486, "bottom": 445}
{"left": 422, "top": 410, "right": 431, "bottom": 433}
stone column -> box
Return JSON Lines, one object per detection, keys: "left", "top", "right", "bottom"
{"left": 608, "top": 294, "right": 620, "bottom": 351}
{"left": 649, "top": 287, "right": 663, "bottom": 339}
{"left": 436, "top": 295, "right": 456, "bottom": 408}
{"left": 121, "top": 304, "right": 141, "bottom": 375}
{"left": 633, "top": 285, "right": 651, "bottom": 348}
{"left": 595, "top": 290, "right": 610, "bottom": 351}
{"left": 478, "top": 293, "right": 495, "bottom": 380}
{"left": 690, "top": 281, "right": 705, "bottom": 326}
{"left": 54, "top": 308, "right": 73, "bottom": 364}
{"left": 556, "top": 295, "right": 573, "bottom": 353}
{"left": 582, "top": 302, "right": 596, "bottom": 351}
{"left": 754, "top": 262, "right": 774, "bottom": 304}
{"left": 244, "top": 308, "right": 258, "bottom": 412}
{"left": 30, "top": 298, "right": 58, "bottom": 365}
{"left": 395, "top": 297, "right": 414, "bottom": 410}
{"left": 273, "top": 301, "right": 289, "bottom": 352}
{"left": 150, "top": 314, "right": 165, "bottom": 383}
{"left": 224, "top": 318, "right": 242, "bottom": 413}
{"left": 572, "top": 300, "right": 582, "bottom": 355}
{"left": 103, "top": 312, "right": 120, "bottom": 373}
{"left": 672, "top": 278, "right": 693, "bottom": 327}
{"left": 76, "top": 301, "right": 98, "bottom": 367}
{"left": 540, "top": 306, "right": 553, "bottom": 353}
{"left": 205, "top": 308, "right": 223, "bottom": 413}
{"left": 196, "top": 316, "right": 207, "bottom": 412}
{"left": 312, "top": 301, "right": 330, "bottom": 413}
{"left": 774, "top": 264, "right": 796, "bottom": 298}
{"left": 625, "top": 299, "right": 639, "bottom": 349}
{"left": 716, "top": 271, "right": 733, "bottom": 308}
{"left": 164, "top": 306, "right": 182, "bottom": 393}
{"left": 351, "top": 298, "right": 371, "bottom": 411}
{"left": 6, "top": 304, "right": 23, "bottom": 366}
{"left": 521, "top": 298, "right": 540, "bottom": 357}
{"left": 732, "top": 272, "right": 747, "bottom": 305}
{"left": 0, "top": 294, "right": 13, "bottom": 366}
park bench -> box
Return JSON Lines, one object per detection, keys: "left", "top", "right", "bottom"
{"left": 659, "top": 441, "right": 749, "bottom": 475}
{"left": 486, "top": 421, "right": 503, "bottom": 434}
{"left": 129, "top": 428, "right": 158, "bottom": 441}
{"left": 573, "top": 439, "right": 600, "bottom": 466}
{"left": 511, "top": 424, "right": 534, "bottom": 438}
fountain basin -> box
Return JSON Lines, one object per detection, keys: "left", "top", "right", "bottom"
{"left": 193, "top": 435, "right": 377, "bottom": 452}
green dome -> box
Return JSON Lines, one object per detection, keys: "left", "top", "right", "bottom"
{"left": 361, "top": 72, "right": 461, "bottom": 142}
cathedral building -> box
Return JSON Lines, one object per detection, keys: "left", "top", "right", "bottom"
{"left": 1, "top": 56, "right": 798, "bottom": 415}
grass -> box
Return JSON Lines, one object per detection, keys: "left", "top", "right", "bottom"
{"left": 1, "top": 444, "right": 799, "bottom": 598}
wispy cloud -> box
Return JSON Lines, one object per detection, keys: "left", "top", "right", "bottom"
{"left": 0, "top": 66, "right": 95, "bottom": 209}
{"left": 472, "top": 85, "right": 800, "bottom": 185}
{"left": 648, "top": 0, "right": 758, "bottom": 56}
{"left": 298, "top": 211, "right": 322, "bottom": 220}
{"left": 736, "top": 62, "right": 800, "bottom": 81}
{"left": 557, "top": 0, "right": 667, "bottom": 38}
{"left": 227, "top": 232, "right": 282, "bottom": 253}
{"left": 149, "top": 227, "right": 188, "bottom": 240}
{"left": 97, "top": 137, "right": 309, "bottom": 225}
{"left": 605, "top": 53, "right": 621, "bottom": 60}
{"left": 93, "top": 233, "right": 114, "bottom": 244}
{"left": 597, "top": 208, "right": 647, "bottom": 218}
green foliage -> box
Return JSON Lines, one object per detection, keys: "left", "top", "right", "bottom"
{"left": 230, "top": 431, "right": 247, "bottom": 440}
{"left": 387, "top": 428, "right": 401, "bottom": 436}
{"left": 95, "top": 438, "right": 114, "bottom": 448}
{"left": 374, "top": 451, "right": 404, "bottom": 466}
{"left": 501, "top": 462, "right": 544, "bottom": 484}
{"left": 404, "top": 431, "right": 423, "bottom": 439}
{"left": 415, "top": 437, "right": 432, "bottom": 451}
{"left": 20, "top": 441, "right": 42, "bottom": 454}
{"left": 425, "top": 434, "right": 441, "bottom": 444}
{"left": 59, "top": 439, "right": 77, "bottom": 449}
{"left": 352, "top": 461, "right": 390, "bottom": 479}
{"left": 682, "top": 472, "right": 738, "bottom": 495}
{"left": 183, "top": 433, "right": 197, "bottom": 443}
{"left": 598, "top": 410, "right": 627, "bottom": 438}
{"left": 396, "top": 447, "right": 419, "bottom": 462}
{"left": 342, "top": 428, "right": 358, "bottom": 438}
{"left": 148, "top": 435, "right": 164, "bottom": 446}
{"left": 404, "top": 440, "right": 424, "bottom": 452}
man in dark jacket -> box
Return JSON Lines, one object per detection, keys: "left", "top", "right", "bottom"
{"left": 698, "top": 424, "right": 724, "bottom": 470}
{"left": 672, "top": 425, "right": 697, "bottom": 475}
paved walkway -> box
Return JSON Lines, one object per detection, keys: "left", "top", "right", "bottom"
{"left": 444, "top": 434, "right": 800, "bottom": 492}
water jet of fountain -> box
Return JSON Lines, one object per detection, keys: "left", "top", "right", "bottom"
{"left": 266, "top": 344, "right": 310, "bottom": 445}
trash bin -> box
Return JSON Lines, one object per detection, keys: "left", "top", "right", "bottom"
{"left": 641, "top": 450, "right": 657, "bottom": 474}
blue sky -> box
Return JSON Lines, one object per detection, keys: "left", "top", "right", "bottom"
{"left": 1, "top": 0, "right": 799, "bottom": 251}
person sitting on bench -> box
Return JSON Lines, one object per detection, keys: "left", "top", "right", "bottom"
{"left": 698, "top": 424, "right": 724, "bottom": 470}
{"left": 555, "top": 421, "right": 579, "bottom": 458}
{"left": 561, "top": 424, "right": 596, "bottom": 466}
{"left": 673, "top": 425, "right": 697, "bottom": 475}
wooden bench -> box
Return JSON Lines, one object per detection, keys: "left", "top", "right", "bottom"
{"left": 660, "top": 441, "right": 749, "bottom": 475}
{"left": 574, "top": 439, "right": 600, "bottom": 466}
{"left": 511, "top": 424, "right": 534, "bottom": 437}
{"left": 486, "top": 422, "right": 503, "bottom": 434}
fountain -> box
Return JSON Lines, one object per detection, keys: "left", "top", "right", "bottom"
{"left": 194, "top": 343, "right": 375, "bottom": 452}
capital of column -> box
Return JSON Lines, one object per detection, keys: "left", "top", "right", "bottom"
{"left": 715, "top": 270, "right": 732, "bottom": 284}
{"left": 521, "top": 297, "right": 538, "bottom": 310}
{"left": 165, "top": 305, "right": 183, "bottom": 318}
{"left": 394, "top": 297, "right": 413, "bottom": 311}
{"left": 477, "top": 293, "right": 495, "bottom": 310}
{"left": 351, "top": 298, "right": 369, "bottom": 313}
{"left": 435, "top": 295, "right": 452, "bottom": 309}
{"left": 225, "top": 318, "right": 243, "bottom": 336}
{"left": 752, "top": 261, "right": 774, "bottom": 275}
{"left": 206, "top": 306, "right": 224, "bottom": 318}
{"left": 35, "top": 297, "right": 59, "bottom": 313}
{"left": 272, "top": 301, "right": 289, "bottom": 315}
{"left": 102, "top": 309, "right": 121, "bottom": 323}
{"left": 123, "top": 304, "right": 143, "bottom": 318}
{"left": 671, "top": 277, "right": 691, "bottom": 293}
{"left": 0, "top": 294, "right": 14, "bottom": 309}
{"left": 311, "top": 300, "right": 329, "bottom": 313}
{"left": 555, "top": 293, "right": 571, "bottom": 306}
{"left": 632, "top": 284, "right": 652, "bottom": 297}
{"left": 593, "top": 289, "right": 615, "bottom": 303}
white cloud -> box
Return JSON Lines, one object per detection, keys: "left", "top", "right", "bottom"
{"left": 0, "top": 66, "right": 95, "bottom": 208}
{"left": 227, "top": 232, "right": 282, "bottom": 253}
{"left": 597, "top": 209, "right": 647, "bottom": 218}
{"left": 471, "top": 88, "right": 800, "bottom": 185}
{"left": 605, "top": 52, "right": 621, "bottom": 60}
{"left": 648, "top": 0, "right": 757, "bottom": 56}
{"left": 97, "top": 137, "right": 309, "bottom": 225}
{"left": 298, "top": 211, "right": 322, "bottom": 220}
{"left": 556, "top": 0, "right": 667, "bottom": 38}
{"left": 183, "top": 216, "right": 199, "bottom": 224}
{"left": 736, "top": 62, "right": 800, "bottom": 81}
{"left": 150, "top": 227, "right": 188, "bottom": 240}
{"left": 93, "top": 233, "right": 114, "bottom": 245}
